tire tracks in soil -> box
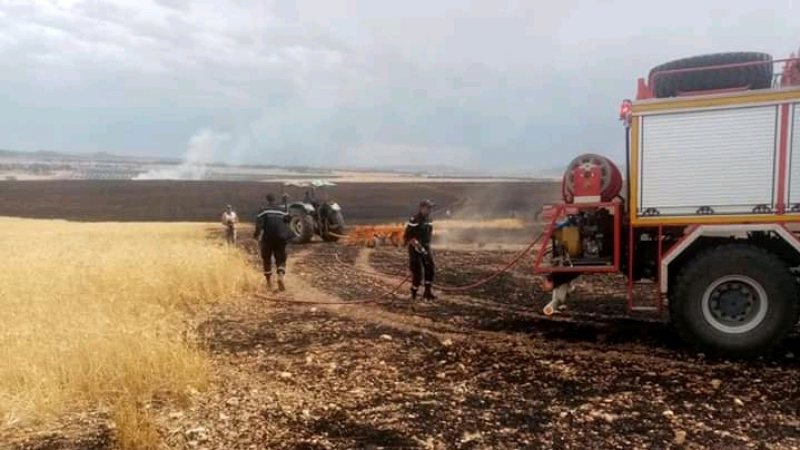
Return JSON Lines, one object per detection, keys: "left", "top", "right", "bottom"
{"left": 289, "top": 247, "right": 466, "bottom": 341}
{"left": 340, "top": 247, "right": 766, "bottom": 372}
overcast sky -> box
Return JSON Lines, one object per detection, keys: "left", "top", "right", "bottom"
{"left": 0, "top": 0, "right": 796, "bottom": 173}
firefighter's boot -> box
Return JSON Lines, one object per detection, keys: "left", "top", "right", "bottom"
{"left": 423, "top": 284, "right": 437, "bottom": 300}
{"left": 277, "top": 271, "right": 286, "bottom": 292}
{"left": 410, "top": 286, "right": 419, "bottom": 300}
{"left": 264, "top": 273, "right": 272, "bottom": 290}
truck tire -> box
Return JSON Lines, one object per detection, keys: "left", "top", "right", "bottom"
{"left": 289, "top": 213, "right": 315, "bottom": 244}
{"left": 670, "top": 244, "right": 799, "bottom": 358}
{"left": 649, "top": 52, "right": 773, "bottom": 98}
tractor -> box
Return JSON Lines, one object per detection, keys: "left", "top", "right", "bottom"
{"left": 282, "top": 179, "right": 346, "bottom": 244}
{"left": 537, "top": 48, "right": 800, "bottom": 358}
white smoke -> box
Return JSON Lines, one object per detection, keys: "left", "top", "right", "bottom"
{"left": 134, "top": 129, "right": 231, "bottom": 180}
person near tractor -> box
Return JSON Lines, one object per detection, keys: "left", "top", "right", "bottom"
{"left": 304, "top": 189, "right": 320, "bottom": 206}
{"left": 221, "top": 204, "right": 239, "bottom": 245}
{"left": 403, "top": 199, "right": 436, "bottom": 300}
{"left": 253, "top": 194, "right": 291, "bottom": 291}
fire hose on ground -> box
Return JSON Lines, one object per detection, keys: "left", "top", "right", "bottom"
{"left": 255, "top": 233, "right": 544, "bottom": 306}
{"left": 331, "top": 233, "right": 544, "bottom": 293}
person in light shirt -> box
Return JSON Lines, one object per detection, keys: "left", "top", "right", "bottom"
{"left": 221, "top": 205, "right": 239, "bottom": 245}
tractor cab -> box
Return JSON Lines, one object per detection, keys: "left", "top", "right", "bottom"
{"left": 283, "top": 179, "right": 340, "bottom": 213}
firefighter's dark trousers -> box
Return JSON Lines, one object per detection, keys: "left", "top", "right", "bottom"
{"left": 260, "top": 238, "right": 287, "bottom": 277}
{"left": 408, "top": 244, "right": 434, "bottom": 288}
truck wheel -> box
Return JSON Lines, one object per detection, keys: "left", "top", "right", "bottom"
{"left": 670, "top": 244, "right": 799, "bottom": 358}
{"left": 289, "top": 213, "right": 315, "bottom": 244}
{"left": 649, "top": 52, "right": 773, "bottom": 98}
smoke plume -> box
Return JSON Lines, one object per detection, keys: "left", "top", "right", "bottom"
{"left": 134, "top": 129, "right": 231, "bottom": 180}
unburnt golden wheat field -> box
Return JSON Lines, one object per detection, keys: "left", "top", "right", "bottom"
{"left": 0, "top": 218, "right": 261, "bottom": 448}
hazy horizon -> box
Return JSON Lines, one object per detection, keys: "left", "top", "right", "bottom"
{"left": 1, "top": 146, "right": 561, "bottom": 178}
{"left": 0, "top": 0, "right": 797, "bottom": 174}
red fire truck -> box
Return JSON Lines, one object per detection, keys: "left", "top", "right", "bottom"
{"left": 537, "top": 50, "right": 800, "bottom": 358}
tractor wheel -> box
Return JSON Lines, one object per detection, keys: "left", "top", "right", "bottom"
{"left": 322, "top": 211, "right": 345, "bottom": 242}
{"left": 289, "top": 213, "right": 315, "bottom": 244}
{"left": 670, "top": 244, "right": 799, "bottom": 358}
{"left": 649, "top": 52, "right": 773, "bottom": 98}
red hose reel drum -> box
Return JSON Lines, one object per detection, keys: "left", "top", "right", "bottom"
{"left": 561, "top": 153, "right": 623, "bottom": 203}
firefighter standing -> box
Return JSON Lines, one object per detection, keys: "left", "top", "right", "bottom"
{"left": 254, "top": 194, "right": 291, "bottom": 291}
{"left": 403, "top": 199, "right": 436, "bottom": 300}
{"left": 221, "top": 204, "right": 239, "bottom": 245}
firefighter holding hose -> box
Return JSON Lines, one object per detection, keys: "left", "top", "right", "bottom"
{"left": 403, "top": 199, "right": 436, "bottom": 300}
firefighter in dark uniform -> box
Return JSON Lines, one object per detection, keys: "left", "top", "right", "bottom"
{"left": 254, "top": 194, "right": 291, "bottom": 291}
{"left": 403, "top": 199, "right": 436, "bottom": 300}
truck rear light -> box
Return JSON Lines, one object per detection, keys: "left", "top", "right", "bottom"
{"left": 619, "top": 99, "right": 632, "bottom": 127}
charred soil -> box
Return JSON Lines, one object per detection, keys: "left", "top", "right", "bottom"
{"left": 155, "top": 231, "right": 800, "bottom": 450}
{"left": 0, "top": 180, "right": 558, "bottom": 224}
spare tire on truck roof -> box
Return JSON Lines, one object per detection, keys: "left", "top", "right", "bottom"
{"left": 649, "top": 52, "right": 774, "bottom": 98}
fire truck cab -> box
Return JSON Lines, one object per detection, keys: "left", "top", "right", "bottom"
{"left": 537, "top": 50, "right": 800, "bottom": 358}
